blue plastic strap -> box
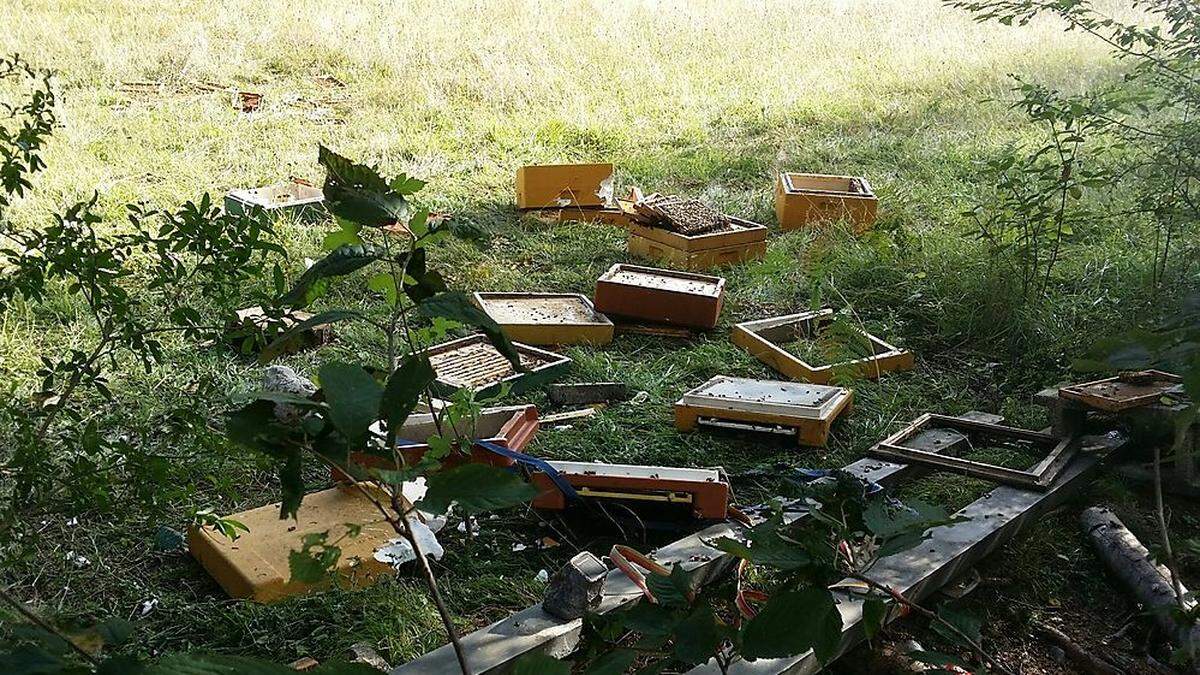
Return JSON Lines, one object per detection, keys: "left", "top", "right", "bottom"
{"left": 474, "top": 440, "right": 579, "bottom": 501}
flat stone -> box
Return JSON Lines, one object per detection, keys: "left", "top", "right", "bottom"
{"left": 543, "top": 551, "right": 607, "bottom": 620}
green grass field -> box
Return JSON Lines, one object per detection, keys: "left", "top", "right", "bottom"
{"left": 2, "top": 0, "right": 1196, "bottom": 671}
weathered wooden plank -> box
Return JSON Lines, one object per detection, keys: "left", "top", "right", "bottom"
{"left": 688, "top": 432, "right": 1125, "bottom": 675}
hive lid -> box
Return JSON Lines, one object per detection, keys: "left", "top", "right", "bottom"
{"left": 680, "top": 375, "right": 847, "bottom": 420}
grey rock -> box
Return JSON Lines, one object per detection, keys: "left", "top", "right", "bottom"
{"left": 343, "top": 642, "right": 390, "bottom": 671}
{"left": 262, "top": 365, "right": 316, "bottom": 422}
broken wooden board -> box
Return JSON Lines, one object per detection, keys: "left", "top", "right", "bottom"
{"left": 688, "top": 431, "right": 1126, "bottom": 674}
{"left": 1059, "top": 369, "right": 1185, "bottom": 412}
{"left": 425, "top": 334, "right": 570, "bottom": 398}
{"left": 732, "top": 309, "right": 913, "bottom": 384}
{"left": 775, "top": 172, "right": 877, "bottom": 232}
{"left": 868, "top": 413, "right": 1079, "bottom": 490}
{"left": 675, "top": 376, "right": 853, "bottom": 447}
{"left": 390, "top": 413, "right": 1018, "bottom": 674}
{"left": 472, "top": 292, "right": 614, "bottom": 346}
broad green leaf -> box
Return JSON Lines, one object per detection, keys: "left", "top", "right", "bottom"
{"left": 367, "top": 272, "right": 398, "bottom": 306}
{"left": 418, "top": 291, "right": 522, "bottom": 370}
{"left": 931, "top": 605, "right": 982, "bottom": 645}
{"left": 389, "top": 174, "right": 426, "bottom": 196}
{"left": 380, "top": 355, "right": 436, "bottom": 433}
{"left": 740, "top": 588, "right": 843, "bottom": 662}
{"left": 278, "top": 447, "right": 303, "bottom": 520}
{"left": 511, "top": 653, "right": 570, "bottom": 675}
{"left": 418, "top": 463, "right": 538, "bottom": 515}
{"left": 319, "top": 362, "right": 383, "bottom": 444}
{"left": 710, "top": 533, "right": 812, "bottom": 571}
{"left": 645, "top": 564, "right": 692, "bottom": 608}
{"left": 322, "top": 219, "right": 363, "bottom": 251}
{"left": 585, "top": 649, "right": 636, "bottom": 675}
{"left": 862, "top": 597, "right": 888, "bottom": 642}
{"left": 278, "top": 244, "right": 378, "bottom": 308}
{"left": 672, "top": 603, "right": 726, "bottom": 664}
{"left": 226, "top": 400, "right": 276, "bottom": 450}
{"left": 616, "top": 601, "right": 678, "bottom": 637}
{"left": 319, "top": 145, "right": 409, "bottom": 227}
{"left": 401, "top": 248, "right": 447, "bottom": 304}
{"left": 288, "top": 541, "right": 340, "bottom": 584}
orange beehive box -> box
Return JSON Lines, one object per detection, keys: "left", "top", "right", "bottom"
{"left": 775, "top": 172, "right": 877, "bottom": 232}
{"left": 516, "top": 163, "right": 614, "bottom": 209}
{"left": 188, "top": 486, "right": 399, "bottom": 603}
{"left": 593, "top": 263, "right": 725, "bottom": 329}
{"left": 530, "top": 461, "right": 731, "bottom": 520}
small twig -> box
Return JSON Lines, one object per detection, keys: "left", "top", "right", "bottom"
{"left": 0, "top": 586, "right": 100, "bottom": 666}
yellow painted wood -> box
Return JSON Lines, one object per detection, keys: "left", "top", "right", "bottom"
{"left": 187, "top": 486, "right": 399, "bottom": 603}
{"left": 516, "top": 164, "right": 613, "bottom": 209}
{"left": 775, "top": 172, "right": 877, "bottom": 233}
{"left": 627, "top": 235, "right": 766, "bottom": 270}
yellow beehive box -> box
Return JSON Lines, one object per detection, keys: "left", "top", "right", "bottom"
{"left": 188, "top": 486, "right": 400, "bottom": 603}
{"left": 516, "top": 163, "right": 614, "bottom": 209}
{"left": 775, "top": 172, "right": 877, "bottom": 232}
{"left": 472, "top": 292, "right": 614, "bottom": 345}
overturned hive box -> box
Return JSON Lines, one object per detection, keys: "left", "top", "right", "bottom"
{"left": 732, "top": 309, "right": 913, "bottom": 384}
{"left": 593, "top": 263, "right": 725, "bottom": 330}
{"left": 224, "top": 180, "right": 325, "bottom": 220}
{"left": 674, "top": 375, "right": 852, "bottom": 447}
{"left": 426, "top": 334, "right": 571, "bottom": 397}
{"left": 188, "top": 486, "right": 399, "bottom": 603}
{"left": 472, "top": 292, "right": 614, "bottom": 346}
{"left": 516, "top": 163, "right": 614, "bottom": 210}
{"left": 775, "top": 172, "right": 877, "bottom": 232}
{"left": 627, "top": 216, "right": 768, "bottom": 270}
{"left": 530, "top": 462, "right": 731, "bottom": 521}
{"left": 334, "top": 404, "right": 541, "bottom": 482}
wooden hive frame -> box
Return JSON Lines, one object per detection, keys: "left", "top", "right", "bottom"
{"left": 731, "top": 308, "right": 913, "bottom": 384}
{"left": 868, "top": 413, "right": 1080, "bottom": 490}
{"left": 424, "top": 334, "right": 570, "bottom": 398}
{"left": 674, "top": 375, "right": 853, "bottom": 447}
{"left": 471, "top": 292, "right": 614, "bottom": 346}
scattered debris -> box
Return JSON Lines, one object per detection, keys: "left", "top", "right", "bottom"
{"left": 675, "top": 375, "right": 853, "bottom": 447}
{"left": 594, "top": 263, "right": 725, "bottom": 330}
{"left": 472, "top": 292, "right": 614, "bottom": 346}
{"left": 542, "top": 551, "right": 607, "bottom": 620}
{"left": 135, "top": 598, "right": 160, "bottom": 617}
{"left": 1081, "top": 506, "right": 1200, "bottom": 653}
{"left": 343, "top": 643, "right": 390, "bottom": 671}
{"left": 516, "top": 163, "right": 614, "bottom": 209}
{"left": 732, "top": 308, "right": 913, "bottom": 384}
{"left": 534, "top": 569, "right": 550, "bottom": 583}
{"left": 289, "top": 656, "right": 320, "bottom": 671}
{"left": 374, "top": 520, "right": 445, "bottom": 568}
{"left": 540, "top": 408, "right": 597, "bottom": 424}
{"left": 775, "top": 172, "right": 878, "bottom": 232}
{"left": 426, "top": 334, "right": 571, "bottom": 397}
{"left": 547, "top": 382, "right": 628, "bottom": 407}
{"left": 65, "top": 551, "right": 90, "bottom": 568}
{"left": 233, "top": 90, "right": 263, "bottom": 113}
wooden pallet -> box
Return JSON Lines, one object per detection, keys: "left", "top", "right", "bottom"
{"left": 392, "top": 415, "right": 1126, "bottom": 675}
{"left": 472, "top": 292, "right": 614, "bottom": 345}
{"left": 732, "top": 308, "right": 913, "bottom": 384}
{"left": 674, "top": 375, "right": 853, "bottom": 447}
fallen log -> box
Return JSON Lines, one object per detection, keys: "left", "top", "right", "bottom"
{"left": 1081, "top": 506, "right": 1200, "bottom": 658}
